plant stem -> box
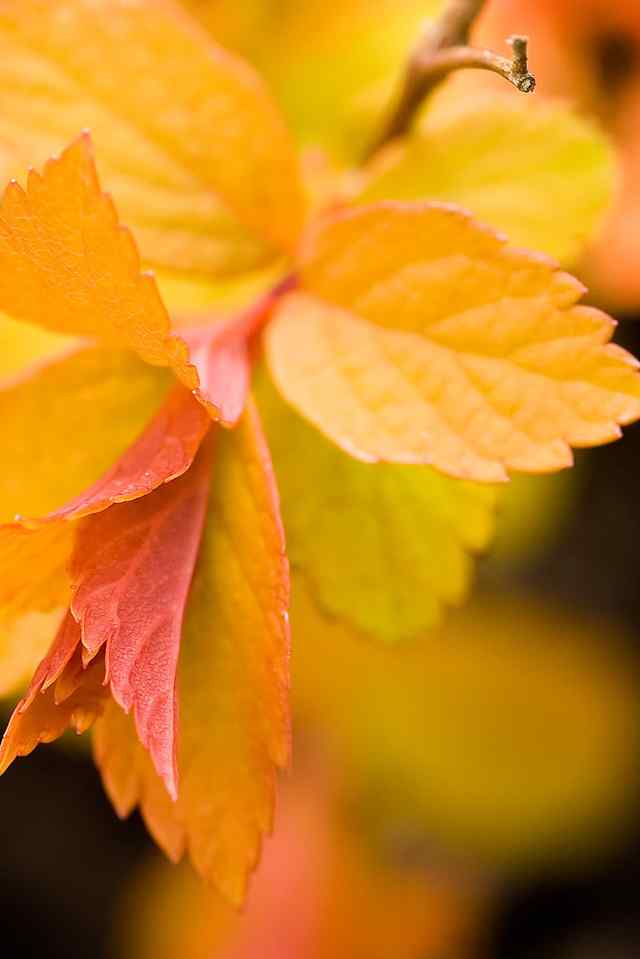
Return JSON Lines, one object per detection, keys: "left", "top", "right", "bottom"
{"left": 365, "top": 0, "right": 535, "bottom": 159}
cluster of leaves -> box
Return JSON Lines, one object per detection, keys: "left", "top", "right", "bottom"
{"left": 0, "top": 0, "right": 639, "bottom": 905}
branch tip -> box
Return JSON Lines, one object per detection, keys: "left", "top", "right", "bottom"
{"left": 365, "top": 0, "right": 537, "bottom": 159}
{"left": 507, "top": 35, "right": 535, "bottom": 93}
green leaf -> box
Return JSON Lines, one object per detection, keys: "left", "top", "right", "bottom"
{"left": 257, "top": 370, "right": 497, "bottom": 642}
{"left": 359, "top": 91, "right": 615, "bottom": 264}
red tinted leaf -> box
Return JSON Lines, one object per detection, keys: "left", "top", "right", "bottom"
{"left": 21, "top": 609, "right": 81, "bottom": 707}
{"left": 0, "top": 613, "right": 108, "bottom": 773}
{"left": 0, "top": 385, "right": 209, "bottom": 630}
{"left": 71, "top": 440, "right": 213, "bottom": 799}
{"left": 94, "top": 401, "right": 291, "bottom": 903}
{"left": 183, "top": 277, "right": 295, "bottom": 426}
{"left": 184, "top": 322, "right": 252, "bottom": 428}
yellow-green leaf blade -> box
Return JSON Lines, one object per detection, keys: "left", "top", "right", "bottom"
{"left": 258, "top": 370, "right": 497, "bottom": 641}
{"left": 360, "top": 92, "right": 616, "bottom": 265}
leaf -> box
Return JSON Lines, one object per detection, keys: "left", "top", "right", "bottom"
{"left": 71, "top": 439, "right": 213, "bottom": 798}
{"left": 257, "top": 369, "right": 497, "bottom": 641}
{"left": 182, "top": 322, "right": 252, "bottom": 428}
{"left": 180, "top": 278, "right": 291, "bottom": 426}
{"left": 0, "top": 136, "right": 197, "bottom": 386}
{"left": 0, "top": 612, "right": 108, "bottom": 773}
{"left": 266, "top": 202, "right": 640, "bottom": 482}
{"left": 20, "top": 609, "right": 84, "bottom": 704}
{"left": 0, "top": 609, "right": 64, "bottom": 698}
{"left": 293, "top": 583, "right": 640, "bottom": 868}
{"left": 359, "top": 92, "right": 616, "bottom": 265}
{"left": 471, "top": 0, "right": 640, "bottom": 312}
{"left": 0, "top": 521, "right": 74, "bottom": 619}
{"left": 0, "top": 0, "right": 304, "bottom": 275}
{"left": 94, "top": 400, "right": 291, "bottom": 904}
{"left": 0, "top": 346, "right": 171, "bottom": 524}
{"left": 26, "top": 385, "right": 211, "bottom": 528}
{"left": 0, "top": 312, "right": 71, "bottom": 379}
{"left": 94, "top": 699, "right": 186, "bottom": 857}
{"left": 0, "top": 365, "right": 208, "bottom": 626}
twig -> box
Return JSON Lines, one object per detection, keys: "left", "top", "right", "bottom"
{"left": 411, "top": 36, "right": 534, "bottom": 93}
{"left": 364, "top": 0, "right": 535, "bottom": 160}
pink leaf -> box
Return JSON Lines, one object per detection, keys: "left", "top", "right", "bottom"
{"left": 70, "top": 438, "right": 214, "bottom": 799}
{"left": 183, "top": 275, "right": 295, "bottom": 426}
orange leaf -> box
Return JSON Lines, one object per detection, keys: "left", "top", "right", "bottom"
{"left": 71, "top": 439, "right": 213, "bottom": 798}
{"left": 267, "top": 203, "right": 640, "bottom": 481}
{"left": 94, "top": 400, "right": 291, "bottom": 904}
{"left": 0, "top": 612, "right": 108, "bottom": 773}
{"left": 93, "top": 699, "right": 186, "bottom": 858}
{"left": 0, "top": 0, "right": 304, "bottom": 275}
{"left": 0, "top": 135, "right": 196, "bottom": 385}
{"left": 20, "top": 608, "right": 82, "bottom": 703}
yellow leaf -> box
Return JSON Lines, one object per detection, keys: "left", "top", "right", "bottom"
{"left": 360, "top": 92, "right": 616, "bottom": 265}
{"left": 293, "top": 583, "right": 640, "bottom": 868}
{"left": 0, "top": 522, "right": 73, "bottom": 620}
{"left": 258, "top": 368, "right": 497, "bottom": 641}
{"left": 0, "top": 610, "right": 64, "bottom": 699}
{"left": 0, "top": 0, "right": 304, "bottom": 275}
{"left": 0, "top": 346, "right": 171, "bottom": 524}
{"left": 0, "top": 312, "right": 71, "bottom": 378}
{"left": 267, "top": 203, "right": 640, "bottom": 482}
{"left": 94, "top": 400, "right": 290, "bottom": 905}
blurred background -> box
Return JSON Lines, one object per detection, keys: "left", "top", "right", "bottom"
{"left": 3, "top": 0, "right": 640, "bottom": 956}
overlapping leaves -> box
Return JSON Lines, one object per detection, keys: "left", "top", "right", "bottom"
{"left": 0, "top": 0, "right": 304, "bottom": 275}
{"left": 0, "top": 0, "right": 638, "bottom": 912}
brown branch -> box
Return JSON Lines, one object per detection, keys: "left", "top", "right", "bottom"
{"left": 424, "top": 0, "right": 486, "bottom": 49}
{"left": 364, "top": 0, "right": 535, "bottom": 160}
{"left": 411, "top": 37, "right": 535, "bottom": 94}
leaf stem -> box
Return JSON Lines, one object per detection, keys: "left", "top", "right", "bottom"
{"left": 177, "top": 272, "right": 297, "bottom": 342}
{"left": 365, "top": 0, "right": 535, "bottom": 159}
